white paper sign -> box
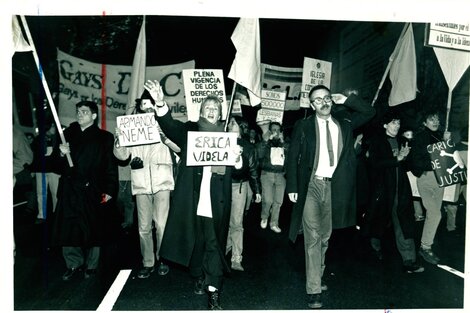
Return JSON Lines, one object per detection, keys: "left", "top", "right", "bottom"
{"left": 256, "top": 89, "right": 286, "bottom": 124}
{"left": 186, "top": 131, "right": 238, "bottom": 166}
{"left": 116, "top": 113, "right": 161, "bottom": 147}
{"left": 182, "top": 69, "right": 227, "bottom": 122}
{"left": 300, "top": 57, "right": 332, "bottom": 108}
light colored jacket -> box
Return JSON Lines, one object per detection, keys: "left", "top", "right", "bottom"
{"left": 114, "top": 142, "right": 174, "bottom": 195}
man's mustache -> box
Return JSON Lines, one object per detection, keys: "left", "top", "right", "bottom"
{"left": 320, "top": 104, "right": 330, "bottom": 110}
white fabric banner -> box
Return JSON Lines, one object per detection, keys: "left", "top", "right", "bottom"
{"left": 57, "top": 49, "right": 195, "bottom": 131}
{"left": 261, "top": 63, "right": 303, "bottom": 111}
{"left": 433, "top": 47, "right": 470, "bottom": 91}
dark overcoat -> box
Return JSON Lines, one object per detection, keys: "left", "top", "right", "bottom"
{"left": 363, "top": 133, "right": 415, "bottom": 239}
{"left": 157, "top": 111, "right": 232, "bottom": 270}
{"left": 50, "top": 122, "right": 118, "bottom": 247}
{"left": 286, "top": 95, "right": 375, "bottom": 243}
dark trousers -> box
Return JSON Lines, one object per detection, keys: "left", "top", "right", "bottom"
{"left": 189, "top": 216, "right": 224, "bottom": 290}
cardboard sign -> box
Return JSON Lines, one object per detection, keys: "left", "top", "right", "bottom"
{"left": 116, "top": 113, "right": 161, "bottom": 147}
{"left": 428, "top": 140, "right": 467, "bottom": 187}
{"left": 300, "top": 57, "right": 332, "bottom": 108}
{"left": 186, "top": 131, "right": 238, "bottom": 166}
{"left": 182, "top": 69, "right": 227, "bottom": 122}
{"left": 256, "top": 89, "right": 286, "bottom": 124}
{"left": 407, "top": 172, "right": 461, "bottom": 203}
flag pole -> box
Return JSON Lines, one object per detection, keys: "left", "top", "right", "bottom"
{"left": 18, "top": 15, "right": 73, "bottom": 167}
{"left": 224, "top": 82, "right": 238, "bottom": 132}
{"left": 371, "top": 22, "right": 411, "bottom": 107}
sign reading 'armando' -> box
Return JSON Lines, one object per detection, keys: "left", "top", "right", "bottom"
{"left": 186, "top": 131, "right": 238, "bottom": 166}
{"left": 116, "top": 113, "right": 161, "bottom": 146}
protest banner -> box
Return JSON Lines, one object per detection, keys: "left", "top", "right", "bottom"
{"left": 261, "top": 63, "right": 302, "bottom": 110}
{"left": 256, "top": 89, "right": 286, "bottom": 124}
{"left": 300, "top": 57, "right": 332, "bottom": 108}
{"left": 182, "top": 69, "right": 228, "bottom": 122}
{"left": 57, "top": 50, "right": 194, "bottom": 131}
{"left": 116, "top": 113, "right": 161, "bottom": 147}
{"left": 425, "top": 23, "right": 470, "bottom": 52}
{"left": 428, "top": 140, "right": 467, "bottom": 187}
{"left": 186, "top": 131, "right": 238, "bottom": 166}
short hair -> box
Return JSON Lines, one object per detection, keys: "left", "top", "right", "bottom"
{"left": 269, "top": 121, "right": 282, "bottom": 132}
{"left": 381, "top": 109, "right": 401, "bottom": 125}
{"left": 76, "top": 101, "right": 98, "bottom": 115}
{"left": 308, "top": 85, "right": 331, "bottom": 98}
{"left": 200, "top": 95, "right": 222, "bottom": 114}
{"left": 419, "top": 108, "right": 441, "bottom": 125}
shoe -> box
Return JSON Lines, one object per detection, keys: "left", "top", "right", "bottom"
{"left": 157, "top": 262, "right": 169, "bottom": 276}
{"left": 270, "top": 225, "right": 282, "bottom": 233}
{"left": 321, "top": 281, "right": 328, "bottom": 291}
{"left": 260, "top": 219, "right": 268, "bottom": 229}
{"left": 194, "top": 276, "right": 205, "bottom": 295}
{"left": 403, "top": 262, "right": 425, "bottom": 273}
{"left": 84, "top": 269, "right": 97, "bottom": 279}
{"left": 208, "top": 290, "right": 222, "bottom": 310}
{"left": 231, "top": 261, "right": 244, "bottom": 271}
{"left": 62, "top": 267, "right": 82, "bottom": 281}
{"left": 419, "top": 247, "right": 440, "bottom": 265}
{"left": 307, "top": 293, "right": 322, "bottom": 309}
{"left": 137, "top": 266, "right": 154, "bottom": 279}
{"left": 415, "top": 215, "right": 425, "bottom": 222}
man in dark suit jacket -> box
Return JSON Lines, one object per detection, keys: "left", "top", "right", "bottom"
{"left": 286, "top": 85, "right": 375, "bottom": 309}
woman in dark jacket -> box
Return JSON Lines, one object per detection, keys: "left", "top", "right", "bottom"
{"left": 364, "top": 111, "right": 423, "bottom": 273}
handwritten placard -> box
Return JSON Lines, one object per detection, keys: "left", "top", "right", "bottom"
{"left": 256, "top": 89, "right": 286, "bottom": 124}
{"left": 428, "top": 140, "right": 467, "bottom": 187}
{"left": 300, "top": 57, "right": 332, "bottom": 108}
{"left": 182, "top": 69, "right": 227, "bottom": 122}
{"left": 116, "top": 113, "right": 161, "bottom": 147}
{"left": 186, "top": 131, "right": 238, "bottom": 166}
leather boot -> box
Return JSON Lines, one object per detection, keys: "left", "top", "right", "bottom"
{"left": 208, "top": 290, "right": 222, "bottom": 310}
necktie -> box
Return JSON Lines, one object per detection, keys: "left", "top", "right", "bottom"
{"left": 326, "top": 120, "right": 334, "bottom": 166}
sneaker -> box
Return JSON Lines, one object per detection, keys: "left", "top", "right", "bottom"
{"left": 270, "top": 225, "right": 282, "bottom": 233}
{"left": 260, "top": 219, "right": 268, "bottom": 229}
{"left": 307, "top": 293, "right": 322, "bottom": 309}
{"left": 415, "top": 215, "right": 425, "bottom": 222}
{"left": 208, "top": 290, "right": 222, "bottom": 310}
{"left": 137, "top": 266, "right": 154, "bottom": 279}
{"left": 84, "top": 269, "right": 97, "bottom": 279}
{"left": 231, "top": 261, "right": 244, "bottom": 271}
{"left": 194, "top": 276, "right": 205, "bottom": 295}
{"left": 157, "top": 263, "right": 169, "bottom": 276}
{"left": 403, "top": 262, "right": 425, "bottom": 274}
{"left": 321, "top": 281, "right": 328, "bottom": 291}
{"left": 419, "top": 247, "right": 440, "bottom": 265}
{"left": 62, "top": 267, "right": 82, "bottom": 281}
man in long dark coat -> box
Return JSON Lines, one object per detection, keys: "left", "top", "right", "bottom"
{"left": 286, "top": 85, "right": 375, "bottom": 309}
{"left": 145, "top": 80, "right": 236, "bottom": 310}
{"left": 50, "top": 101, "right": 118, "bottom": 281}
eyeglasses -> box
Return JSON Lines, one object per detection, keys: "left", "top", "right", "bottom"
{"left": 310, "top": 95, "right": 332, "bottom": 105}
{"left": 76, "top": 109, "right": 91, "bottom": 116}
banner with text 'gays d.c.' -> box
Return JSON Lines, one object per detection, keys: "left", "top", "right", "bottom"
{"left": 186, "top": 131, "right": 238, "bottom": 166}
{"left": 182, "top": 69, "right": 228, "bottom": 122}
{"left": 57, "top": 49, "right": 195, "bottom": 131}
{"left": 116, "top": 113, "right": 161, "bottom": 147}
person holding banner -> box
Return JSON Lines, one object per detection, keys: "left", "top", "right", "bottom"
{"left": 408, "top": 109, "right": 450, "bottom": 265}
{"left": 363, "top": 111, "right": 424, "bottom": 274}
{"left": 145, "top": 79, "right": 239, "bottom": 310}
{"left": 286, "top": 85, "right": 375, "bottom": 309}
{"left": 114, "top": 90, "right": 175, "bottom": 279}
{"left": 226, "top": 116, "right": 262, "bottom": 272}
{"left": 49, "top": 101, "right": 118, "bottom": 281}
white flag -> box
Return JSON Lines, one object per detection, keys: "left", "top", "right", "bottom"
{"left": 388, "top": 23, "right": 417, "bottom": 106}
{"left": 228, "top": 18, "right": 261, "bottom": 106}
{"left": 433, "top": 47, "right": 470, "bottom": 92}
{"left": 127, "top": 17, "right": 147, "bottom": 114}
{"left": 12, "top": 16, "right": 32, "bottom": 56}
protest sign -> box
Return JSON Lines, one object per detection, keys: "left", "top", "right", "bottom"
{"left": 182, "top": 69, "right": 227, "bottom": 122}
{"left": 231, "top": 99, "right": 242, "bottom": 116}
{"left": 261, "top": 63, "right": 302, "bottom": 110}
{"left": 57, "top": 50, "right": 194, "bottom": 131}
{"left": 407, "top": 171, "right": 461, "bottom": 203}
{"left": 186, "top": 131, "right": 238, "bottom": 166}
{"left": 116, "top": 113, "right": 161, "bottom": 146}
{"left": 300, "top": 57, "right": 332, "bottom": 108}
{"left": 428, "top": 140, "right": 467, "bottom": 187}
{"left": 256, "top": 89, "right": 286, "bottom": 124}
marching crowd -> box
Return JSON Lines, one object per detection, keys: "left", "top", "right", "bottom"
{"left": 13, "top": 80, "right": 467, "bottom": 310}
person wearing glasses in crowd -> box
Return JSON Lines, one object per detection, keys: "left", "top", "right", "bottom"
{"left": 286, "top": 85, "right": 375, "bottom": 309}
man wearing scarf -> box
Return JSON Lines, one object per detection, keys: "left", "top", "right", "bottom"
{"left": 144, "top": 80, "right": 234, "bottom": 310}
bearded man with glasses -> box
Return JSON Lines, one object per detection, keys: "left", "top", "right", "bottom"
{"left": 286, "top": 85, "right": 375, "bottom": 309}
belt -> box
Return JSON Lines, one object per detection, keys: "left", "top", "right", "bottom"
{"left": 314, "top": 175, "right": 332, "bottom": 181}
